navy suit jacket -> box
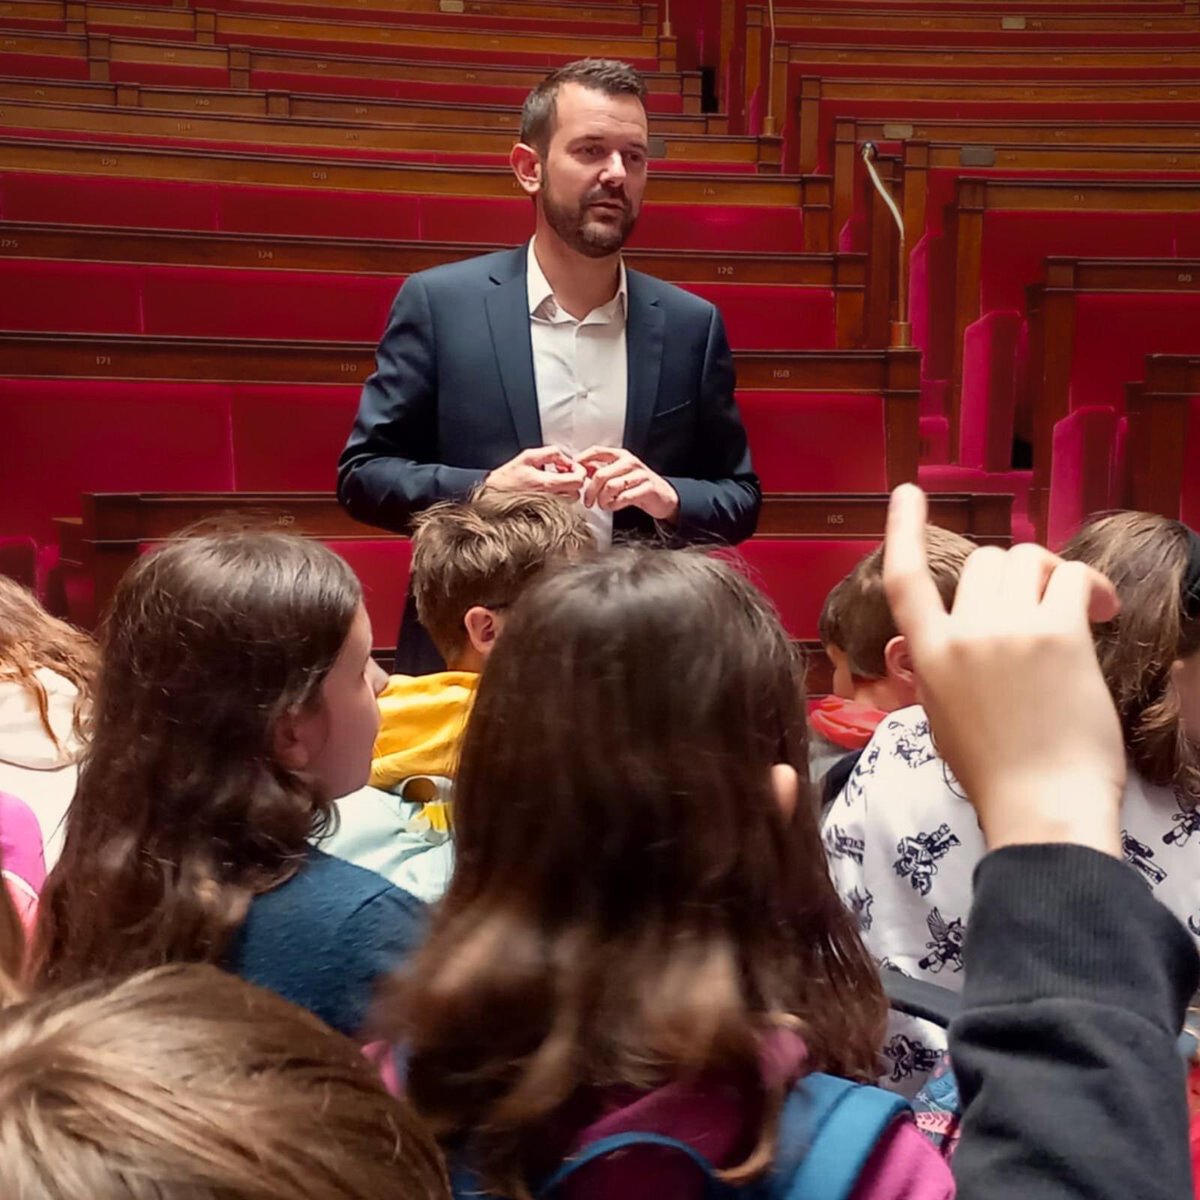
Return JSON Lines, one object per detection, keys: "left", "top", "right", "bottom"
{"left": 338, "top": 243, "right": 761, "bottom": 670}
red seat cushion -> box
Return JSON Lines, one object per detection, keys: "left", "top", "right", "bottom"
{"left": 684, "top": 283, "right": 837, "bottom": 350}
{"left": 231, "top": 384, "right": 359, "bottom": 491}
{"left": 0, "top": 380, "right": 236, "bottom": 544}
{"left": 1047, "top": 405, "right": 1119, "bottom": 550}
{"left": 327, "top": 537, "right": 411, "bottom": 650}
{"left": 737, "top": 391, "right": 888, "bottom": 493}
{"left": 730, "top": 540, "right": 875, "bottom": 640}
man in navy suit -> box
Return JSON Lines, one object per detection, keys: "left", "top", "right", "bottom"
{"left": 338, "top": 58, "right": 761, "bottom": 672}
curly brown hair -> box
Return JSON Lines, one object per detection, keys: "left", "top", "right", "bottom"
{"left": 381, "top": 548, "right": 885, "bottom": 1199}
{"left": 1061, "top": 511, "right": 1200, "bottom": 797}
{"left": 30, "top": 532, "right": 362, "bottom": 990}
{"left": 0, "top": 577, "right": 95, "bottom": 756}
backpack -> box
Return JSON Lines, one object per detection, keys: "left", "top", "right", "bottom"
{"left": 451, "top": 1072, "right": 910, "bottom": 1200}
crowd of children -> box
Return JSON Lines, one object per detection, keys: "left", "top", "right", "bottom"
{"left": 0, "top": 483, "right": 1198, "bottom": 1199}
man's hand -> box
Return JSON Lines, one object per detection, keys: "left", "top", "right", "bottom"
{"left": 577, "top": 447, "right": 680, "bottom": 523}
{"left": 883, "top": 483, "right": 1125, "bottom": 858}
{"left": 484, "top": 447, "right": 587, "bottom": 497}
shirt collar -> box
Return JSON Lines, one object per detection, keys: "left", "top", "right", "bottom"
{"left": 526, "top": 237, "right": 627, "bottom": 321}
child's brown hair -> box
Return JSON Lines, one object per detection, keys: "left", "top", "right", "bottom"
{"left": 385, "top": 548, "right": 885, "bottom": 1198}
{"left": 0, "top": 964, "right": 449, "bottom": 1200}
{"left": 1061, "top": 511, "right": 1200, "bottom": 796}
{"left": 0, "top": 577, "right": 95, "bottom": 755}
{"left": 411, "top": 489, "right": 593, "bottom": 661}
{"left": 820, "top": 527, "right": 976, "bottom": 678}
{"left": 31, "top": 531, "right": 363, "bottom": 990}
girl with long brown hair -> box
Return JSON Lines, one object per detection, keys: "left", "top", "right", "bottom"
{"left": 30, "top": 531, "right": 426, "bottom": 1037}
{"left": 0, "top": 577, "right": 95, "bottom": 868}
{"left": 383, "top": 548, "right": 950, "bottom": 1199}
{"left": 0, "top": 963, "right": 450, "bottom": 1200}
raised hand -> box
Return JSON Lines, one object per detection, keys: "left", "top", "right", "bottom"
{"left": 882, "top": 484, "right": 1125, "bottom": 857}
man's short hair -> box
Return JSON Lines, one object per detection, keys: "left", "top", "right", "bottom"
{"left": 820, "top": 526, "right": 976, "bottom": 679}
{"left": 411, "top": 490, "right": 593, "bottom": 661}
{"left": 520, "top": 58, "right": 647, "bottom": 154}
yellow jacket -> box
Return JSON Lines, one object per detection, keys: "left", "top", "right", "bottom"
{"left": 370, "top": 671, "right": 479, "bottom": 832}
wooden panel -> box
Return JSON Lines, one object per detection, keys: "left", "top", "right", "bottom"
{"left": 0, "top": 96, "right": 761, "bottom": 163}
{"left": 0, "top": 136, "right": 808, "bottom": 205}
{"left": 1126, "top": 366, "right": 1196, "bottom": 520}
{"left": 66, "top": 487, "right": 1011, "bottom": 630}
{"left": 0, "top": 333, "right": 901, "bottom": 387}
{"left": 0, "top": 76, "right": 721, "bottom": 133}
{"left": 774, "top": 5, "right": 1200, "bottom": 31}
{"left": 207, "top": 10, "right": 658, "bottom": 61}
{"left": 0, "top": 222, "right": 864, "bottom": 289}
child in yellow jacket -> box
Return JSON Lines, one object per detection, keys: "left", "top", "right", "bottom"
{"left": 320, "top": 490, "right": 592, "bottom": 900}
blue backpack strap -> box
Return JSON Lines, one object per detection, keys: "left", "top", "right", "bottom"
{"left": 770, "top": 1073, "right": 911, "bottom": 1200}
{"left": 537, "top": 1132, "right": 735, "bottom": 1198}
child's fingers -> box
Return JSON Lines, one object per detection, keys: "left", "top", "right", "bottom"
{"left": 1040, "top": 559, "right": 1122, "bottom": 627}
{"left": 882, "top": 485, "right": 949, "bottom": 650}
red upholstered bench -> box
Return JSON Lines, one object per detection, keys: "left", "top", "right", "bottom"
{"left": 738, "top": 391, "right": 889, "bottom": 493}
{"left": 0, "top": 174, "right": 804, "bottom": 252}
{"left": 0, "top": 380, "right": 236, "bottom": 545}
{"left": 730, "top": 539, "right": 876, "bottom": 641}
{"left": 230, "top": 384, "right": 360, "bottom": 491}
{"left": 0, "top": 261, "right": 829, "bottom": 349}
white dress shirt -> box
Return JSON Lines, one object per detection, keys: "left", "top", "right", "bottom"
{"left": 526, "top": 238, "right": 628, "bottom": 547}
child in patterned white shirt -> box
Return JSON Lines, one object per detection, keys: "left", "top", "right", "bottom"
{"left": 824, "top": 511, "right": 1200, "bottom": 1098}
{"left": 810, "top": 527, "right": 976, "bottom": 806}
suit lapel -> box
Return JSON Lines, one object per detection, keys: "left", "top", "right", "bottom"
{"left": 485, "top": 244, "right": 543, "bottom": 448}
{"left": 622, "top": 270, "right": 665, "bottom": 459}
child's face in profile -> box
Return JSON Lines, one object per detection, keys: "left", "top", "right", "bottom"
{"left": 298, "top": 604, "right": 387, "bottom": 800}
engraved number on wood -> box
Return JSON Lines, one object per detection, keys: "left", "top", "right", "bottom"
{"left": 716, "top": 265, "right": 734, "bottom": 277}
{"left": 339, "top": 362, "right": 359, "bottom": 373}
{"left": 1180, "top": 273, "right": 1194, "bottom": 283}
{"left": 827, "top": 513, "right": 846, "bottom": 525}
{"left": 312, "top": 170, "right": 328, "bottom": 180}
{"left": 257, "top": 249, "right": 274, "bottom": 260}
{"left": 96, "top": 355, "right": 112, "bottom": 365}
{"left": 195, "top": 97, "right": 211, "bottom": 107}
{"left": 0, "top": 239, "right": 18, "bottom": 249}
{"left": 772, "top": 368, "right": 791, "bottom": 380}
{"left": 176, "top": 121, "right": 192, "bottom": 131}
{"left": 354, "top": 106, "right": 367, "bottom": 114}
{"left": 101, "top": 156, "right": 119, "bottom": 166}
{"left": 702, "top": 186, "right": 717, "bottom": 196}
{"left": 275, "top": 514, "right": 296, "bottom": 527}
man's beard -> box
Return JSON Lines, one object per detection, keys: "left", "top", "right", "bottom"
{"left": 541, "top": 174, "right": 638, "bottom": 258}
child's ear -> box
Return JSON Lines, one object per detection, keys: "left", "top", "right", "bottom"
{"left": 272, "top": 708, "right": 314, "bottom": 772}
{"left": 463, "top": 606, "right": 502, "bottom": 659}
{"left": 770, "top": 763, "right": 799, "bottom": 821}
{"left": 510, "top": 143, "right": 543, "bottom": 196}
{"left": 884, "top": 635, "right": 915, "bottom": 685}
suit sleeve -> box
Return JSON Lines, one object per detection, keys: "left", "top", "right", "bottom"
{"left": 337, "top": 275, "right": 490, "bottom": 532}
{"left": 950, "top": 843, "right": 1199, "bottom": 1200}
{"left": 661, "top": 306, "right": 761, "bottom": 546}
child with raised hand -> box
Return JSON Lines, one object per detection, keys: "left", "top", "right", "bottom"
{"left": 383, "top": 547, "right": 953, "bottom": 1200}
{"left": 30, "top": 532, "right": 425, "bottom": 1038}
{"left": 0, "top": 578, "right": 95, "bottom": 868}
{"left": 0, "top": 963, "right": 450, "bottom": 1200}
{"left": 882, "top": 484, "right": 1196, "bottom": 1200}
{"left": 823, "top": 508, "right": 1200, "bottom": 1097}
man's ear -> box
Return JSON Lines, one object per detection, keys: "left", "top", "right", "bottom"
{"left": 272, "top": 707, "right": 314, "bottom": 772}
{"left": 510, "top": 142, "right": 543, "bottom": 196}
{"left": 884, "top": 634, "right": 915, "bottom": 686}
{"left": 463, "top": 606, "right": 502, "bottom": 659}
